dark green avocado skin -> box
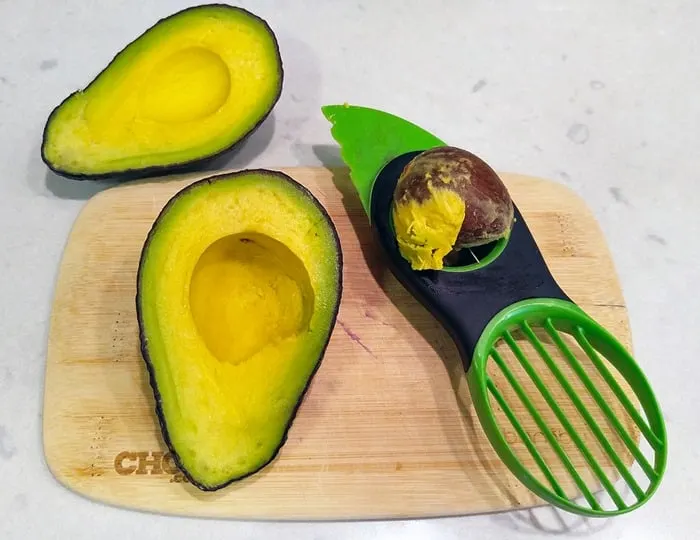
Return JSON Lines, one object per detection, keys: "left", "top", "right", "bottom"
{"left": 134, "top": 169, "right": 343, "bottom": 491}
{"left": 40, "top": 4, "right": 284, "bottom": 182}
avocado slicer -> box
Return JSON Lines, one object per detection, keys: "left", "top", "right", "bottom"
{"left": 321, "top": 104, "right": 667, "bottom": 517}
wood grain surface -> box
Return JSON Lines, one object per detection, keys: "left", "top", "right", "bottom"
{"left": 42, "top": 166, "right": 638, "bottom": 520}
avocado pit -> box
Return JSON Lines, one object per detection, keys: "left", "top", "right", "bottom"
{"left": 391, "top": 146, "right": 514, "bottom": 270}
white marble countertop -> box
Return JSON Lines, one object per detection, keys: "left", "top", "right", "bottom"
{"left": 1, "top": 1, "right": 698, "bottom": 538}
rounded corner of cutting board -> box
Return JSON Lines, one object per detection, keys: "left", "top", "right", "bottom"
{"left": 40, "top": 430, "right": 114, "bottom": 512}
{"left": 41, "top": 451, "right": 88, "bottom": 505}
{"left": 42, "top": 166, "right": 634, "bottom": 520}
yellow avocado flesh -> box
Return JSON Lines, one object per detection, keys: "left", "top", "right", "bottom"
{"left": 391, "top": 184, "right": 465, "bottom": 270}
{"left": 42, "top": 5, "right": 282, "bottom": 176}
{"left": 189, "top": 233, "right": 314, "bottom": 367}
{"left": 137, "top": 171, "right": 341, "bottom": 489}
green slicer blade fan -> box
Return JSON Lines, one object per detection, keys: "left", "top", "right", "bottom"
{"left": 322, "top": 104, "right": 667, "bottom": 517}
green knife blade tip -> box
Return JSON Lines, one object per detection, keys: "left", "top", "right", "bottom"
{"left": 321, "top": 103, "right": 446, "bottom": 217}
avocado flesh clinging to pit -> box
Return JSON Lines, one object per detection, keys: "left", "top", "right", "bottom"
{"left": 136, "top": 169, "right": 342, "bottom": 490}
{"left": 41, "top": 5, "right": 283, "bottom": 180}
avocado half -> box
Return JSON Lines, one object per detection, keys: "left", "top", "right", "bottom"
{"left": 136, "top": 169, "right": 342, "bottom": 491}
{"left": 41, "top": 4, "right": 283, "bottom": 180}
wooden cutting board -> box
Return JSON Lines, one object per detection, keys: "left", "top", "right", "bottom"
{"left": 43, "top": 166, "right": 634, "bottom": 520}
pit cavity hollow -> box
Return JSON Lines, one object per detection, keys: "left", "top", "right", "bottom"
{"left": 189, "top": 232, "right": 314, "bottom": 365}
{"left": 139, "top": 47, "right": 231, "bottom": 124}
